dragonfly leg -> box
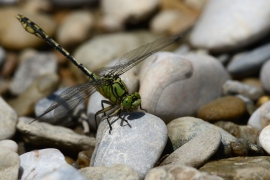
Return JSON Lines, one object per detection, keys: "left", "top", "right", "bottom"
{"left": 100, "top": 100, "right": 114, "bottom": 118}
{"left": 95, "top": 105, "right": 116, "bottom": 132}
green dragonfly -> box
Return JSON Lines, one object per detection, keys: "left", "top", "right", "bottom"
{"left": 17, "top": 14, "right": 182, "bottom": 133}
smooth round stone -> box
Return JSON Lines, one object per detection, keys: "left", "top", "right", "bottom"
{"left": 80, "top": 164, "right": 139, "bottom": 180}
{"left": 87, "top": 59, "right": 139, "bottom": 130}
{"left": 10, "top": 51, "right": 57, "bottom": 95}
{"left": 0, "top": 140, "right": 18, "bottom": 152}
{"left": 197, "top": 96, "right": 246, "bottom": 121}
{"left": 8, "top": 73, "right": 59, "bottom": 116}
{"left": 91, "top": 113, "right": 167, "bottom": 179}
{"left": 0, "top": 147, "right": 20, "bottom": 180}
{"left": 260, "top": 60, "right": 270, "bottom": 93}
{"left": 228, "top": 43, "right": 270, "bottom": 77}
{"left": 140, "top": 52, "right": 230, "bottom": 123}
{"left": 0, "top": 97, "right": 17, "bottom": 140}
{"left": 236, "top": 94, "right": 256, "bottom": 115}
{"left": 145, "top": 165, "right": 223, "bottom": 180}
{"left": 248, "top": 101, "right": 270, "bottom": 131}
{"left": 167, "top": 117, "right": 242, "bottom": 158}
{"left": 16, "top": 117, "right": 95, "bottom": 152}
{"left": 257, "top": 95, "right": 270, "bottom": 107}
{"left": 160, "top": 128, "right": 221, "bottom": 168}
{"left": 259, "top": 125, "right": 270, "bottom": 154}
{"left": 223, "top": 80, "right": 264, "bottom": 101}
{"left": 0, "top": 7, "right": 56, "bottom": 50}
{"left": 200, "top": 156, "right": 270, "bottom": 179}
{"left": 56, "top": 11, "right": 93, "bottom": 47}
{"left": 190, "top": 0, "right": 270, "bottom": 52}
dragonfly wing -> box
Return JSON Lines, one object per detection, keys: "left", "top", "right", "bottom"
{"left": 99, "top": 34, "right": 183, "bottom": 77}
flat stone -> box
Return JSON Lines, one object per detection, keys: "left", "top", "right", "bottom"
{"left": 91, "top": 113, "right": 167, "bottom": 179}
{"left": 0, "top": 147, "right": 20, "bottom": 180}
{"left": 0, "top": 96, "right": 17, "bottom": 140}
{"left": 16, "top": 117, "right": 95, "bottom": 152}
{"left": 248, "top": 101, "right": 270, "bottom": 131}
{"left": 197, "top": 96, "right": 246, "bottom": 121}
{"left": 140, "top": 52, "right": 229, "bottom": 123}
{"left": 79, "top": 164, "right": 139, "bottom": 180}
{"left": 160, "top": 128, "right": 221, "bottom": 168}
{"left": 260, "top": 60, "right": 270, "bottom": 93}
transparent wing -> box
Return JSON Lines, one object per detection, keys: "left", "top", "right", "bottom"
{"left": 95, "top": 34, "right": 183, "bottom": 77}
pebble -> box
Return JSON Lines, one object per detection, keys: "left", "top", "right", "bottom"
{"left": 214, "top": 121, "right": 259, "bottom": 144}
{"left": 167, "top": 117, "right": 244, "bottom": 158}
{"left": 56, "top": 10, "right": 94, "bottom": 47}
{"left": 260, "top": 60, "right": 270, "bottom": 93}
{"left": 248, "top": 101, "right": 270, "bottom": 131}
{"left": 10, "top": 52, "right": 57, "bottom": 95}
{"left": 0, "top": 97, "right": 17, "bottom": 140}
{"left": 0, "top": 78, "right": 10, "bottom": 94}
{"left": 16, "top": 117, "right": 95, "bottom": 152}
{"left": 259, "top": 125, "right": 270, "bottom": 154}
{"left": 0, "top": 7, "right": 56, "bottom": 50}
{"left": 140, "top": 52, "right": 229, "bottom": 123}
{"left": 0, "top": 140, "right": 18, "bottom": 152}
{"left": 257, "top": 95, "right": 270, "bottom": 107}
{"left": 145, "top": 165, "right": 223, "bottom": 180}
{"left": 236, "top": 94, "right": 256, "bottom": 115}
{"left": 189, "top": 0, "right": 270, "bottom": 52}
{"left": 19, "top": 148, "right": 87, "bottom": 180}
{"left": 222, "top": 80, "right": 264, "bottom": 101}
{"left": 0, "top": 147, "right": 20, "bottom": 180}
{"left": 91, "top": 113, "right": 167, "bottom": 179}
{"left": 227, "top": 43, "right": 270, "bottom": 77}
{"left": 197, "top": 96, "right": 246, "bottom": 122}
{"left": 8, "top": 73, "right": 59, "bottom": 116}
{"left": 160, "top": 128, "right": 221, "bottom": 168}
{"left": 80, "top": 164, "right": 139, "bottom": 180}
{"left": 200, "top": 156, "right": 270, "bottom": 179}
{"left": 75, "top": 148, "right": 95, "bottom": 168}
{"left": 1, "top": 52, "right": 18, "bottom": 77}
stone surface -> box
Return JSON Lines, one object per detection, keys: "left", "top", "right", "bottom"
{"left": 160, "top": 128, "right": 221, "bottom": 168}
{"left": 8, "top": 73, "right": 59, "bottom": 116}
{"left": 259, "top": 125, "right": 270, "bottom": 155}
{"left": 236, "top": 94, "right": 256, "bottom": 115}
{"left": 10, "top": 52, "right": 57, "bottom": 95}
{"left": 0, "top": 96, "right": 17, "bottom": 140}
{"left": 190, "top": 0, "right": 270, "bottom": 52}
{"left": 140, "top": 52, "right": 229, "bottom": 123}
{"left": 200, "top": 156, "right": 270, "bottom": 179}
{"left": 222, "top": 80, "right": 264, "bottom": 101}
{"left": 257, "top": 95, "right": 270, "bottom": 107}
{"left": 56, "top": 10, "right": 93, "bottom": 47}
{"left": 91, "top": 113, "right": 167, "bottom": 179}
{"left": 260, "top": 60, "right": 270, "bottom": 93}
{"left": 167, "top": 117, "right": 244, "bottom": 158}
{"left": 0, "top": 7, "right": 56, "bottom": 50}
{"left": 248, "top": 101, "right": 270, "bottom": 131}
{"left": 16, "top": 117, "right": 95, "bottom": 152}
{"left": 145, "top": 165, "right": 223, "bottom": 180}
{"left": 0, "top": 46, "right": 5, "bottom": 67}
{"left": 0, "top": 140, "right": 18, "bottom": 152}
{"left": 80, "top": 164, "right": 139, "bottom": 180}
{"left": 197, "top": 96, "right": 246, "bottom": 121}
{"left": 0, "top": 147, "right": 20, "bottom": 180}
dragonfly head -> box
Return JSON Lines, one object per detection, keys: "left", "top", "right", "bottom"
{"left": 122, "top": 92, "right": 141, "bottom": 110}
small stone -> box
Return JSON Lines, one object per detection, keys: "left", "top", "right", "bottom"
{"left": 0, "top": 52, "right": 18, "bottom": 78}
{"left": 236, "top": 94, "right": 256, "bottom": 115}
{"left": 160, "top": 129, "right": 221, "bottom": 168}
{"left": 248, "top": 101, "right": 270, "bottom": 131}
{"left": 8, "top": 73, "right": 59, "bottom": 116}
{"left": 0, "top": 96, "right": 17, "bottom": 140}
{"left": 56, "top": 10, "right": 94, "bottom": 47}
{"left": 91, "top": 113, "right": 167, "bottom": 179}
{"left": 260, "top": 60, "right": 270, "bottom": 93}
{"left": 190, "top": 0, "right": 270, "bottom": 52}
{"left": 200, "top": 156, "right": 270, "bottom": 179}
{"left": 140, "top": 52, "right": 229, "bottom": 123}
{"left": 259, "top": 125, "right": 270, "bottom": 154}
{"left": 0, "top": 147, "right": 20, "bottom": 180}
{"left": 75, "top": 148, "right": 95, "bottom": 168}
{"left": 145, "top": 165, "right": 223, "bottom": 180}
{"left": 197, "top": 96, "right": 246, "bottom": 121}
{"left": 16, "top": 117, "right": 95, "bottom": 152}
{"left": 222, "top": 80, "right": 264, "bottom": 101}
{"left": 10, "top": 51, "right": 57, "bottom": 95}
{"left": 80, "top": 164, "right": 139, "bottom": 180}
{"left": 257, "top": 95, "right": 270, "bottom": 107}
{"left": 0, "top": 140, "right": 18, "bottom": 152}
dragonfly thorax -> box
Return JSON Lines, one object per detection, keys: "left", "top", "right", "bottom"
{"left": 122, "top": 92, "right": 141, "bottom": 110}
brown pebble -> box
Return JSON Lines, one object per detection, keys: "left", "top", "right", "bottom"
{"left": 257, "top": 95, "right": 270, "bottom": 107}
{"left": 1, "top": 52, "right": 18, "bottom": 77}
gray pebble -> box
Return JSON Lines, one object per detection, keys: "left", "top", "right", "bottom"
{"left": 0, "top": 147, "right": 20, "bottom": 180}
{"left": 16, "top": 117, "right": 95, "bottom": 152}
{"left": 160, "top": 128, "right": 221, "bottom": 168}
{"left": 248, "top": 101, "right": 270, "bottom": 131}
{"left": 10, "top": 52, "right": 57, "bottom": 95}
{"left": 91, "top": 113, "right": 167, "bottom": 179}
{"left": 260, "top": 60, "right": 270, "bottom": 93}
{"left": 0, "top": 96, "right": 17, "bottom": 140}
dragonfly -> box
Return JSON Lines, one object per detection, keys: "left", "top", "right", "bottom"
{"left": 16, "top": 14, "right": 183, "bottom": 133}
